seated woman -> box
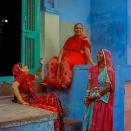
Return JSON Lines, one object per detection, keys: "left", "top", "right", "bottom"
{"left": 83, "top": 49, "right": 115, "bottom": 131}
{"left": 12, "top": 61, "right": 64, "bottom": 131}
{"left": 42, "top": 23, "right": 94, "bottom": 89}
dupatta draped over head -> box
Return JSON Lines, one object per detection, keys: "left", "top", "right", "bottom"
{"left": 89, "top": 49, "right": 115, "bottom": 94}
{"left": 12, "top": 63, "right": 64, "bottom": 131}
{"left": 83, "top": 49, "right": 115, "bottom": 131}
{"left": 12, "top": 64, "right": 21, "bottom": 78}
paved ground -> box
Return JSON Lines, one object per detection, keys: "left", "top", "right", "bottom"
{"left": 0, "top": 98, "right": 56, "bottom": 128}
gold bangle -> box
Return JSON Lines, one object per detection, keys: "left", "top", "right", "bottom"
{"left": 95, "top": 92, "right": 101, "bottom": 98}
{"left": 86, "top": 90, "right": 90, "bottom": 93}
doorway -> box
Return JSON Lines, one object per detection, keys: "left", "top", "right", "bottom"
{"left": 0, "top": 0, "right": 21, "bottom": 76}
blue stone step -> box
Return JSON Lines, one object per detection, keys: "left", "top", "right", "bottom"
{"left": 64, "top": 117, "right": 82, "bottom": 131}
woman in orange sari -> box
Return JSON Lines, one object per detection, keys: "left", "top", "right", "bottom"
{"left": 12, "top": 62, "right": 64, "bottom": 131}
{"left": 42, "top": 23, "right": 94, "bottom": 89}
{"left": 83, "top": 49, "right": 115, "bottom": 131}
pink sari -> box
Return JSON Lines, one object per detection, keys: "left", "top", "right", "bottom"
{"left": 42, "top": 34, "right": 91, "bottom": 89}
{"left": 83, "top": 49, "right": 115, "bottom": 131}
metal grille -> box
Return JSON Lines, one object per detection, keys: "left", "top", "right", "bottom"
{"left": 26, "top": 0, "right": 35, "bottom": 31}
{"left": 25, "top": 38, "right": 35, "bottom": 69}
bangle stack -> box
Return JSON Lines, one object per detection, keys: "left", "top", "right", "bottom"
{"left": 95, "top": 92, "right": 101, "bottom": 98}
{"left": 86, "top": 90, "right": 90, "bottom": 96}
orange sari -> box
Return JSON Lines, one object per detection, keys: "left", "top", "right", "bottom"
{"left": 42, "top": 34, "right": 92, "bottom": 89}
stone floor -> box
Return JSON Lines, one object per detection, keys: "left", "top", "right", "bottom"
{"left": 64, "top": 117, "right": 82, "bottom": 131}
{"left": 0, "top": 81, "right": 83, "bottom": 131}
{"left": 0, "top": 97, "right": 82, "bottom": 131}
{"left": 0, "top": 98, "right": 56, "bottom": 130}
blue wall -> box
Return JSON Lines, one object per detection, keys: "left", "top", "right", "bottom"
{"left": 127, "top": 0, "right": 131, "bottom": 65}
{"left": 90, "top": 0, "right": 128, "bottom": 131}
{"left": 41, "top": 0, "right": 91, "bottom": 25}
{"left": 41, "top": 0, "right": 129, "bottom": 130}
{"left": 90, "top": 0, "right": 127, "bottom": 65}
{"left": 58, "top": 0, "right": 90, "bottom": 25}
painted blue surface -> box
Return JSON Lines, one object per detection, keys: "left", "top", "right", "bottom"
{"left": 127, "top": 0, "right": 131, "bottom": 65}
{"left": 64, "top": 65, "right": 90, "bottom": 120}
{"left": 58, "top": 0, "right": 90, "bottom": 25}
{"left": 90, "top": 0, "right": 127, "bottom": 66}
{"left": 41, "top": 0, "right": 129, "bottom": 130}
{"left": 41, "top": 0, "right": 90, "bottom": 25}
{"left": 0, "top": 120, "right": 54, "bottom": 131}
{"left": 43, "top": 64, "right": 125, "bottom": 131}
{"left": 90, "top": 1, "right": 127, "bottom": 130}
{"left": 0, "top": 0, "right": 128, "bottom": 130}
{"left": 44, "top": 65, "right": 90, "bottom": 120}
{"left": 41, "top": 0, "right": 58, "bottom": 14}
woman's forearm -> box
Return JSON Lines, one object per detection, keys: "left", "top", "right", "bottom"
{"left": 35, "top": 63, "right": 43, "bottom": 79}
{"left": 84, "top": 47, "right": 94, "bottom": 64}
{"left": 58, "top": 49, "right": 63, "bottom": 63}
{"left": 99, "top": 83, "right": 111, "bottom": 96}
{"left": 89, "top": 83, "right": 111, "bottom": 101}
{"left": 12, "top": 82, "right": 25, "bottom": 103}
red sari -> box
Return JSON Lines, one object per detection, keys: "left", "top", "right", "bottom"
{"left": 83, "top": 49, "right": 115, "bottom": 131}
{"left": 42, "top": 34, "right": 92, "bottom": 88}
{"left": 12, "top": 64, "right": 64, "bottom": 131}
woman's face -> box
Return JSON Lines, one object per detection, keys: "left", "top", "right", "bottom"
{"left": 74, "top": 24, "right": 83, "bottom": 36}
{"left": 21, "top": 65, "right": 29, "bottom": 73}
{"left": 97, "top": 50, "right": 105, "bottom": 63}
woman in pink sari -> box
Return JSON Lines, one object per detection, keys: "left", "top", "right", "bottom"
{"left": 42, "top": 23, "right": 94, "bottom": 89}
{"left": 83, "top": 49, "right": 115, "bottom": 131}
{"left": 12, "top": 62, "right": 64, "bottom": 131}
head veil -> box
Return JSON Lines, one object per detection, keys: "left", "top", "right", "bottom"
{"left": 12, "top": 63, "right": 22, "bottom": 78}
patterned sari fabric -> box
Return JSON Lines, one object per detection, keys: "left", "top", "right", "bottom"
{"left": 12, "top": 64, "right": 64, "bottom": 131}
{"left": 83, "top": 49, "right": 115, "bottom": 131}
{"left": 42, "top": 34, "right": 92, "bottom": 89}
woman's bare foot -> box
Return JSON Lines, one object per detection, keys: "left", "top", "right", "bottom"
{"left": 41, "top": 82, "right": 48, "bottom": 86}
{"left": 61, "top": 84, "right": 67, "bottom": 88}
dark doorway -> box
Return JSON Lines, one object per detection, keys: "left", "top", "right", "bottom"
{"left": 0, "top": 0, "right": 21, "bottom": 76}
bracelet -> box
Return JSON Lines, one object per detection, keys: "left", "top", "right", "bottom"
{"left": 86, "top": 90, "right": 90, "bottom": 93}
{"left": 86, "top": 90, "right": 90, "bottom": 96}
{"left": 95, "top": 92, "right": 101, "bottom": 98}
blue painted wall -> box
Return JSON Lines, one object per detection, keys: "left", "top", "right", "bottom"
{"left": 58, "top": 0, "right": 90, "bottom": 25}
{"left": 90, "top": 0, "right": 127, "bottom": 65}
{"left": 127, "top": 0, "right": 131, "bottom": 65}
{"left": 41, "top": 0, "right": 90, "bottom": 25}
{"left": 41, "top": 0, "right": 129, "bottom": 130}
{"left": 90, "top": 0, "right": 128, "bottom": 131}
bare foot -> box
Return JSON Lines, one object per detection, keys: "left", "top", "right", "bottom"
{"left": 41, "top": 82, "right": 48, "bottom": 86}
{"left": 61, "top": 84, "right": 67, "bottom": 88}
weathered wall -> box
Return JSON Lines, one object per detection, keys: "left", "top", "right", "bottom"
{"left": 40, "top": 0, "right": 90, "bottom": 62}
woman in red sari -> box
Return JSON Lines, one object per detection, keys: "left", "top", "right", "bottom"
{"left": 42, "top": 23, "right": 94, "bottom": 89}
{"left": 83, "top": 49, "right": 115, "bottom": 131}
{"left": 12, "top": 62, "right": 64, "bottom": 131}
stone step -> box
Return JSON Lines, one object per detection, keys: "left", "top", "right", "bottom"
{"left": 0, "top": 82, "right": 83, "bottom": 131}
{"left": 0, "top": 98, "right": 57, "bottom": 131}
{"left": 64, "top": 117, "right": 82, "bottom": 131}
{"left": 0, "top": 81, "right": 46, "bottom": 97}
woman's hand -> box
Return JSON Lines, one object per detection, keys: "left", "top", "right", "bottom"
{"left": 18, "top": 100, "right": 29, "bottom": 105}
{"left": 57, "top": 49, "right": 63, "bottom": 64}
{"left": 84, "top": 96, "right": 91, "bottom": 106}
{"left": 84, "top": 95, "right": 98, "bottom": 106}
{"left": 57, "top": 59, "right": 61, "bottom": 64}
{"left": 89, "top": 96, "right": 98, "bottom": 101}
{"left": 22, "top": 102, "right": 29, "bottom": 105}
{"left": 39, "top": 58, "right": 44, "bottom": 65}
